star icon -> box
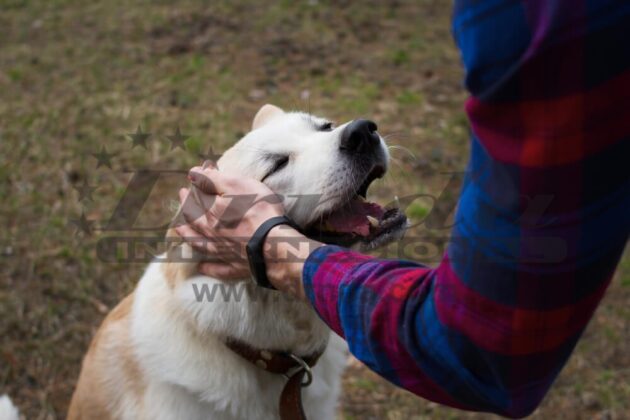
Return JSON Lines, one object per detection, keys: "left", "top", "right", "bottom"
{"left": 73, "top": 179, "right": 97, "bottom": 202}
{"left": 197, "top": 145, "right": 223, "bottom": 162}
{"left": 92, "top": 146, "right": 116, "bottom": 169}
{"left": 167, "top": 126, "right": 189, "bottom": 151}
{"left": 127, "top": 125, "right": 151, "bottom": 149}
{"left": 70, "top": 211, "right": 96, "bottom": 236}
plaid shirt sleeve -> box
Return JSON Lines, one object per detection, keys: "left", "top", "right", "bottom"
{"left": 302, "top": 1, "right": 630, "bottom": 417}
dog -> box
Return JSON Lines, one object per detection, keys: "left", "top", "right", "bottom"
{"left": 68, "top": 104, "right": 408, "bottom": 419}
{"left": 0, "top": 395, "right": 20, "bottom": 420}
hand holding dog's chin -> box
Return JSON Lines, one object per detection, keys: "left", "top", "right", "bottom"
{"left": 176, "top": 165, "right": 322, "bottom": 300}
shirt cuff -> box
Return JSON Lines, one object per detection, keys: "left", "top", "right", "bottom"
{"left": 302, "top": 245, "right": 373, "bottom": 337}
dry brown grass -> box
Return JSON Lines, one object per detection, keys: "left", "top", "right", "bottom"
{"left": 0, "top": 1, "right": 628, "bottom": 419}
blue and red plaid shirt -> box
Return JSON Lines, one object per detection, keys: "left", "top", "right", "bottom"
{"left": 302, "top": 1, "right": 630, "bottom": 417}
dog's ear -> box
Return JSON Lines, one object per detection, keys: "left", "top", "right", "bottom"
{"left": 252, "top": 104, "right": 284, "bottom": 130}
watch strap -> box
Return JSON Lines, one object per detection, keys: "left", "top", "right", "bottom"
{"left": 246, "top": 215, "right": 301, "bottom": 289}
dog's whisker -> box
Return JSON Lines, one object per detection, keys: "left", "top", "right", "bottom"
{"left": 387, "top": 144, "right": 417, "bottom": 161}
{"left": 389, "top": 155, "right": 404, "bottom": 166}
{"left": 381, "top": 132, "right": 410, "bottom": 141}
{"left": 306, "top": 92, "right": 311, "bottom": 114}
{"left": 388, "top": 157, "right": 409, "bottom": 178}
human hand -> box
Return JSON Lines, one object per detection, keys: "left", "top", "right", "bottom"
{"left": 175, "top": 163, "right": 284, "bottom": 280}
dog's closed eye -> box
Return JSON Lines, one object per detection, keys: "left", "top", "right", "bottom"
{"left": 318, "top": 122, "right": 334, "bottom": 131}
{"left": 261, "top": 155, "right": 290, "bottom": 182}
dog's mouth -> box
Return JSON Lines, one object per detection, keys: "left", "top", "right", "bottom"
{"left": 304, "top": 165, "right": 408, "bottom": 250}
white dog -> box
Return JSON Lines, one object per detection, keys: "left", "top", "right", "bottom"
{"left": 0, "top": 395, "right": 19, "bottom": 420}
{"left": 68, "top": 104, "right": 407, "bottom": 420}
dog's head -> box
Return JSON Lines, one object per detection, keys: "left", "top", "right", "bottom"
{"left": 218, "top": 104, "right": 408, "bottom": 250}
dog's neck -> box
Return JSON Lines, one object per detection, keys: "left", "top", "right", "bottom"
{"left": 160, "top": 243, "right": 330, "bottom": 356}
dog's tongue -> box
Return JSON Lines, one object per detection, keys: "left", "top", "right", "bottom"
{"left": 326, "top": 198, "right": 385, "bottom": 236}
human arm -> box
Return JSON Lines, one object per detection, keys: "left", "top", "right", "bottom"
{"left": 176, "top": 1, "right": 630, "bottom": 417}
{"left": 299, "top": 0, "right": 630, "bottom": 417}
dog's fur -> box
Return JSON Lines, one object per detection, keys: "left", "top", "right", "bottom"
{"left": 0, "top": 395, "right": 20, "bottom": 420}
{"left": 68, "top": 105, "right": 396, "bottom": 419}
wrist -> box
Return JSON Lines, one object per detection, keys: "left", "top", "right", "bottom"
{"left": 264, "top": 225, "right": 322, "bottom": 299}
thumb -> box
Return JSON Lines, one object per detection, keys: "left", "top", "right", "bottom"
{"left": 188, "top": 166, "right": 232, "bottom": 195}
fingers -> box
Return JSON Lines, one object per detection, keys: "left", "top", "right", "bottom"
{"left": 188, "top": 166, "right": 217, "bottom": 194}
{"left": 175, "top": 161, "right": 284, "bottom": 283}
{"left": 179, "top": 186, "right": 213, "bottom": 213}
{"left": 176, "top": 222, "right": 247, "bottom": 280}
{"left": 175, "top": 224, "right": 220, "bottom": 255}
{"left": 174, "top": 222, "right": 203, "bottom": 241}
{"left": 188, "top": 165, "right": 234, "bottom": 195}
{"left": 198, "top": 262, "right": 248, "bottom": 280}
{"left": 179, "top": 187, "right": 212, "bottom": 232}
{"left": 201, "top": 159, "right": 216, "bottom": 170}
{"left": 175, "top": 222, "right": 210, "bottom": 249}
{"left": 178, "top": 187, "right": 189, "bottom": 203}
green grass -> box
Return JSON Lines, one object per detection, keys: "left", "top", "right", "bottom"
{"left": 407, "top": 201, "right": 431, "bottom": 222}
{"left": 0, "top": 1, "right": 628, "bottom": 419}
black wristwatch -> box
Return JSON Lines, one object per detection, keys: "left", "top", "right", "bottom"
{"left": 246, "top": 215, "right": 301, "bottom": 290}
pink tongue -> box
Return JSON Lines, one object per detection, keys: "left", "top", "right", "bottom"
{"left": 326, "top": 199, "right": 385, "bottom": 236}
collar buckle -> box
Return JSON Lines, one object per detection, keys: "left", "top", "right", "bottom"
{"left": 284, "top": 353, "right": 313, "bottom": 387}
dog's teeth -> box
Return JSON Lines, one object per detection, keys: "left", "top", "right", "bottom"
{"left": 394, "top": 195, "right": 400, "bottom": 207}
{"left": 367, "top": 215, "right": 379, "bottom": 228}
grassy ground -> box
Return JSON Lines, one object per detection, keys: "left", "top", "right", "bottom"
{"left": 0, "top": 1, "right": 628, "bottom": 419}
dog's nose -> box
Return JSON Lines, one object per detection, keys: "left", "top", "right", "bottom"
{"left": 340, "top": 119, "right": 379, "bottom": 153}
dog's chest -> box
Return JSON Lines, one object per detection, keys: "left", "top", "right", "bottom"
{"left": 128, "top": 261, "right": 345, "bottom": 419}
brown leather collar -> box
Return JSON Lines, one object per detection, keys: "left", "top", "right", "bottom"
{"left": 225, "top": 338, "right": 324, "bottom": 420}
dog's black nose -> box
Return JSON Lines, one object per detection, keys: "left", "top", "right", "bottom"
{"left": 340, "top": 119, "right": 379, "bottom": 153}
